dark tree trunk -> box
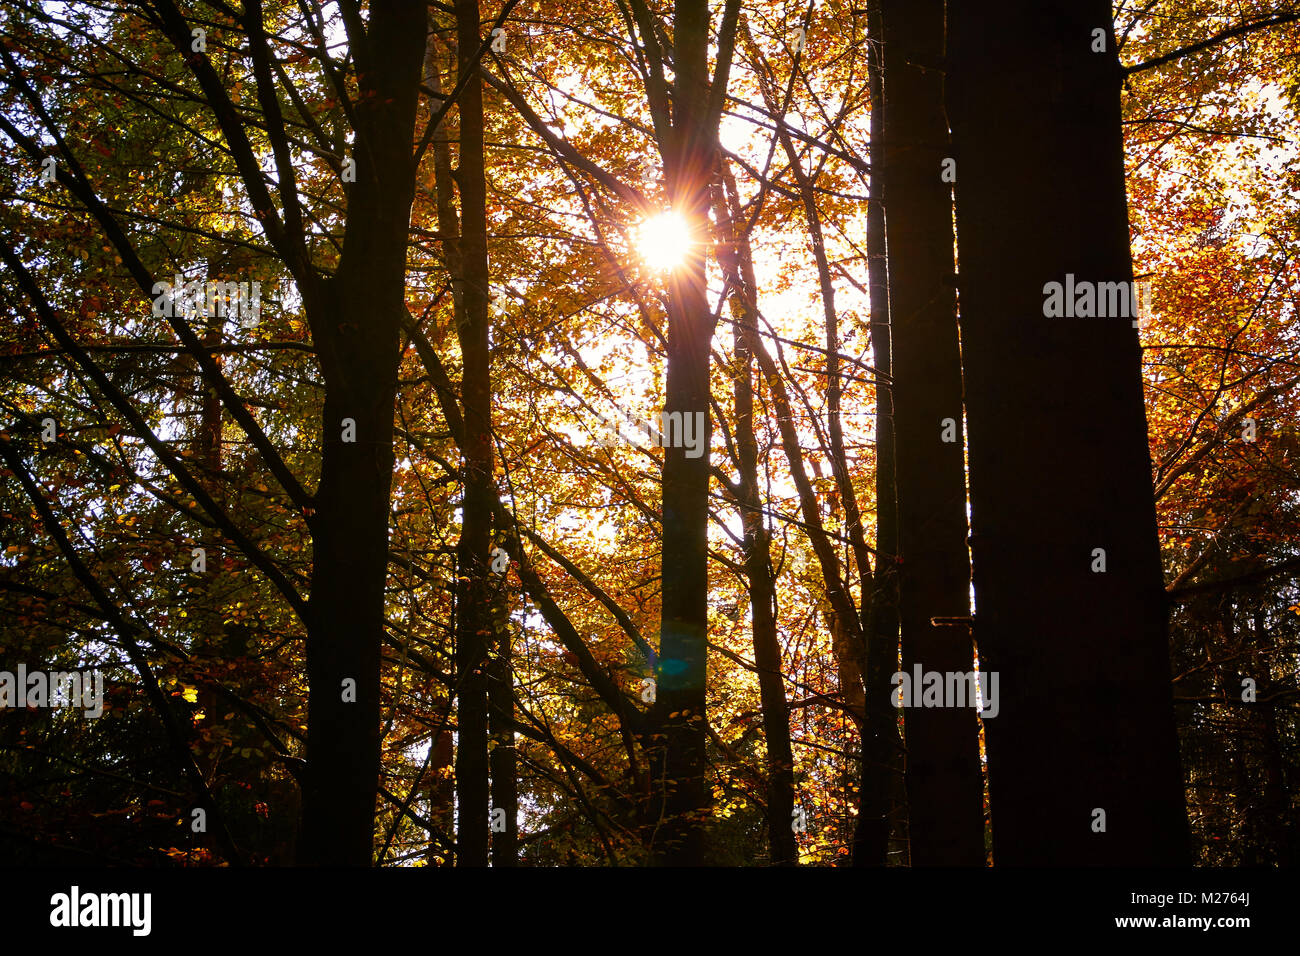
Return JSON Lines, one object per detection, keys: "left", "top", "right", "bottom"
{"left": 1250, "top": 610, "right": 1291, "bottom": 865}
{"left": 451, "top": 0, "right": 495, "bottom": 869}
{"left": 192, "top": 261, "right": 227, "bottom": 783}
{"left": 946, "top": 0, "right": 1190, "bottom": 865}
{"left": 880, "top": 0, "right": 986, "bottom": 866}
{"left": 855, "top": 0, "right": 901, "bottom": 867}
{"left": 298, "top": 1, "right": 428, "bottom": 867}
{"left": 198, "top": 261, "right": 224, "bottom": 485}
{"left": 650, "top": 0, "right": 717, "bottom": 867}
{"left": 426, "top": 730, "right": 455, "bottom": 866}
{"left": 489, "top": 583, "right": 518, "bottom": 865}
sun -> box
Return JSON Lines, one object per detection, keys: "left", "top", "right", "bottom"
{"left": 635, "top": 210, "right": 693, "bottom": 271}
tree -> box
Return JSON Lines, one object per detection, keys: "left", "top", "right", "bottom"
{"left": 714, "top": 161, "right": 798, "bottom": 866}
{"left": 856, "top": 0, "right": 901, "bottom": 866}
{"left": 629, "top": 0, "right": 739, "bottom": 866}
{"left": 879, "top": 0, "right": 985, "bottom": 865}
{"left": 946, "top": 0, "right": 1191, "bottom": 864}
{"left": 292, "top": 0, "right": 429, "bottom": 866}
{"left": 438, "top": 0, "right": 497, "bottom": 870}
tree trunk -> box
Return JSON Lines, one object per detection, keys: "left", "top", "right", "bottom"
{"left": 880, "top": 0, "right": 986, "bottom": 866}
{"left": 650, "top": 0, "right": 717, "bottom": 866}
{"left": 770, "top": 92, "right": 872, "bottom": 728}
{"left": 715, "top": 165, "right": 797, "bottom": 866}
{"left": 489, "top": 581, "right": 518, "bottom": 865}
{"left": 297, "top": 0, "right": 428, "bottom": 866}
{"left": 426, "top": 730, "right": 455, "bottom": 866}
{"left": 451, "top": 0, "right": 495, "bottom": 869}
{"left": 855, "top": 0, "right": 901, "bottom": 867}
{"left": 946, "top": 0, "right": 1190, "bottom": 864}
{"left": 1249, "top": 609, "right": 1291, "bottom": 865}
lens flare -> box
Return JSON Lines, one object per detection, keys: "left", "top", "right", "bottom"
{"left": 636, "top": 210, "right": 692, "bottom": 271}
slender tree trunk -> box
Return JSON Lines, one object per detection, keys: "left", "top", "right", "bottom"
{"left": 855, "top": 0, "right": 903, "bottom": 867}
{"left": 198, "top": 261, "right": 223, "bottom": 486}
{"left": 489, "top": 581, "right": 518, "bottom": 865}
{"left": 1252, "top": 609, "right": 1292, "bottom": 865}
{"left": 771, "top": 107, "right": 872, "bottom": 726}
{"left": 946, "top": 0, "right": 1190, "bottom": 864}
{"left": 298, "top": 1, "right": 428, "bottom": 866}
{"left": 715, "top": 166, "right": 797, "bottom": 866}
{"left": 192, "top": 259, "right": 227, "bottom": 783}
{"left": 421, "top": 21, "right": 472, "bottom": 870}
{"left": 451, "top": 0, "right": 495, "bottom": 869}
{"left": 880, "top": 0, "right": 985, "bottom": 866}
{"left": 650, "top": 0, "right": 717, "bottom": 866}
{"left": 741, "top": 18, "right": 871, "bottom": 730}
{"left": 426, "top": 730, "right": 455, "bottom": 866}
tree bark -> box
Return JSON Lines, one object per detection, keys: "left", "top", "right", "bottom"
{"left": 946, "top": 0, "right": 1190, "bottom": 864}
{"left": 426, "top": 730, "right": 455, "bottom": 866}
{"left": 649, "top": 0, "right": 717, "bottom": 866}
{"left": 297, "top": 1, "right": 428, "bottom": 866}
{"left": 856, "top": 0, "right": 902, "bottom": 866}
{"left": 489, "top": 580, "right": 518, "bottom": 865}
{"left": 881, "top": 0, "right": 986, "bottom": 866}
{"left": 451, "top": 0, "right": 495, "bottom": 869}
